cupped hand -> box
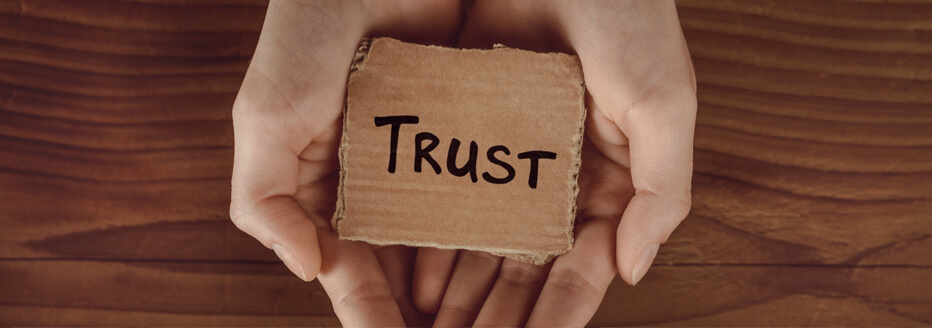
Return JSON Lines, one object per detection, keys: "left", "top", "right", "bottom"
{"left": 229, "top": 1, "right": 463, "bottom": 326}
{"left": 408, "top": 1, "right": 697, "bottom": 327}
{"left": 232, "top": 0, "right": 695, "bottom": 327}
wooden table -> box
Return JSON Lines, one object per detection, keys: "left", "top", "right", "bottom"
{"left": 2, "top": 0, "right": 930, "bottom": 326}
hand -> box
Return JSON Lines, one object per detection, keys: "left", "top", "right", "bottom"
{"left": 407, "top": 1, "right": 697, "bottom": 326}
{"left": 229, "top": 1, "right": 463, "bottom": 326}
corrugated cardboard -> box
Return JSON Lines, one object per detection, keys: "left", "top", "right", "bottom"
{"left": 334, "top": 38, "right": 586, "bottom": 264}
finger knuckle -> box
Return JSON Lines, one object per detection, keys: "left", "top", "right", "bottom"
{"left": 498, "top": 265, "right": 544, "bottom": 289}
{"left": 635, "top": 188, "right": 692, "bottom": 222}
{"left": 547, "top": 268, "right": 598, "bottom": 296}
{"left": 229, "top": 199, "right": 247, "bottom": 226}
{"left": 624, "top": 87, "right": 697, "bottom": 127}
{"left": 231, "top": 91, "right": 257, "bottom": 123}
{"left": 229, "top": 196, "right": 300, "bottom": 233}
{"left": 438, "top": 303, "right": 479, "bottom": 319}
{"left": 334, "top": 282, "right": 396, "bottom": 316}
{"left": 462, "top": 251, "right": 501, "bottom": 266}
{"left": 673, "top": 191, "right": 692, "bottom": 219}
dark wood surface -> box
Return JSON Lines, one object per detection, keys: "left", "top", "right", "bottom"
{"left": 2, "top": 0, "right": 931, "bottom": 326}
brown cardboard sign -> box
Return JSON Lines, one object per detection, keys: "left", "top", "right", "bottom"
{"left": 334, "top": 38, "right": 586, "bottom": 264}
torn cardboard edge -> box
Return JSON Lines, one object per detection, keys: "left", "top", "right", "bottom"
{"left": 333, "top": 37, "right": 586, "bottom": 265}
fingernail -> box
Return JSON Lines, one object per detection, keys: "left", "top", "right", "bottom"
{"left": 273, "top": 244, "right": 308, "bottom": 281}
{"left": 631, "top": 243, "right": 659, "bottom": 286}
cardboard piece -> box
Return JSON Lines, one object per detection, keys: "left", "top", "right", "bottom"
{"left": 334, "top": 38, "right": 586, "bottom": 264}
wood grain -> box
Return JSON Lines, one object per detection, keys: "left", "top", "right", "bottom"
{"left": 2, "top": 261, "right": 928, "bottom": 326}
{"left": 1, "top": 0, "right": 930, "bottom": 326}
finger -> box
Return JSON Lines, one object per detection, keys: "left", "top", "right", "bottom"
{"left": 231, "top": 131, "right": 321, "bottom": 281}
{"left": 456, "top": 0, "right": 568, "bottom": 52}
{"left": 610, "top": 53, "right": 695, "bottom": 286}
{"left": 373, "top": 245, "right": 432, "bottom": 326}
{"left": 365, "top": 0, "right": 466, "bottom": 46}
{"left": 412, "top": 247, "right": 458, "bottom": 314}
{"left": 288, "top": 178, "right": 406, "bottom": 327}
{"left": 313, "top": 223, "right": 406, "bottom": 326}
{"left": 526, "top": 216, "right": 619, "bottom": 327}
{"left": 473, "top": 259, "right": 551, "bottom": 327}
{"left": 610, "top": 43, "right": 695, "bottom": 286}
{"left": 433, "top": 251, "right": 502, "bottom": 328}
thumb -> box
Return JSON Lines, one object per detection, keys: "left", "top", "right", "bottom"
{"left": 616, "top": 190, "right": 690, "bottom": 286}
{"left": 230, "top": 136, "right": 323, "bottom": 282}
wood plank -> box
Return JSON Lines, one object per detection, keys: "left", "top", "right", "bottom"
{"left": 0, "top": 306, "right": 341, "bottom": 327}
{"left": 1, "top": 0, "right": 931, "bottom": 325}
{"left": 1, "top": 260, "right": 929, "bottom": 326}
{"left": 0, "top": 12, "right": 261, "bottom": 57}
{"left": 592, "top": 264, "right": 932, "bottom": 326}
{"left": 0, "top": 0, "right": 267, "bottom": 32}
{"left": 0, "top": 260, "right": 332, "bottom": 317}
{"left": 0, "top": 260, "right": 340, "bottom": 326}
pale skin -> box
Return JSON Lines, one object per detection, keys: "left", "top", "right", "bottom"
{"left": 231, "top": 1, "right": 696, "bottom": 326}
